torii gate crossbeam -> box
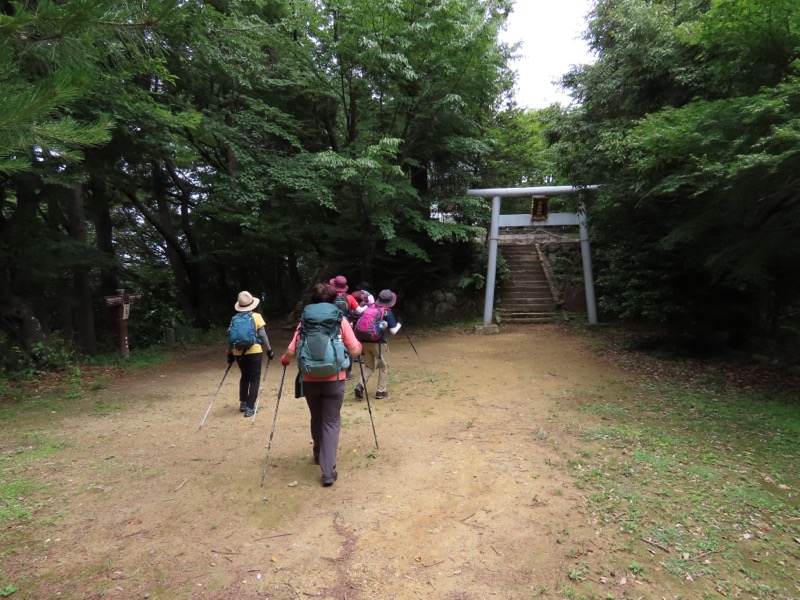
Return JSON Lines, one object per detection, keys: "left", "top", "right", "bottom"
{"left": 466, "top": 185, "right": 600, "bottom": 334}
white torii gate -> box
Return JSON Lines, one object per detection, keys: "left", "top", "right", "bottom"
{"left": 466, "top": 185, "right": 600, "bottom": 334}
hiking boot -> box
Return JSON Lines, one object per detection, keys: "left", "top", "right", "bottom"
{"left": 244, "top": 408, "right": 255, "bottom": 417}
{"left": 239, "top": 401, "right": 247, "bottom": 412}
{"left": 322, "top": 470, "right": 338, "bottom": 487}
{"left": 354, "top": 384, "right": 363, "bottom": 399}
{"left": 374, "top": 391, "right": 389, "bottom": 399}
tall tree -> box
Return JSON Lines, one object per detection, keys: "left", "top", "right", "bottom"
{"left": 555, "top": 0, "right": 800, "bottom": 349}
{"left": 0, "top": 0, "right": 177, "bottom": 358}
{"left": 281, "top": 0, "right": 514, "bottom": 283}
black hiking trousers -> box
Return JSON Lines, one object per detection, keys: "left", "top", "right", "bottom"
{"left": 235, "top": 352, "right": 262, "bottom": 409}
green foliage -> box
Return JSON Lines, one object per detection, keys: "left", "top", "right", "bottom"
{"left": 0, "top": 332, "right": 75, "bottom": 379}
{"left": 0, "top": 0, "right": 177, "bottom": 173}
{"left": 554, "top": 0, "right": 800, "bottom": 353}
{"left": 1, "top": 0, "right": 516, "bottom": 369}
{"left": 28, "top": 339, "right": 75, "bottom": 372}
{"left": 478, "top": 106, "right": 564, "bottom": 188}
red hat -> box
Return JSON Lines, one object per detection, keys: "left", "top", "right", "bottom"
{"left": 329, "top": 276, "right": 348, "bottom": 293}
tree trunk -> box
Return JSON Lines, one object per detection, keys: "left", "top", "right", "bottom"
{"left": 65, "top": 182, "right": 97, "bottom": 355}
{"left": 0, "top": 173, "right": 49, "bottom": 358}
{"left": 0, "top": 286, "right": 47, "bottom": 357}
{"left": 86, "top": 151, "right": 120, "bottom": 295}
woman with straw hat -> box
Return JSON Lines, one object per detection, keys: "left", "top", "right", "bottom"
{"left": 227, "top": 291, "right": 274, "bottom": 417}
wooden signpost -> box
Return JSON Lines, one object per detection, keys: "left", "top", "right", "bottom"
{"left": 104, "top": 289, "right": 142, "bottom": 358}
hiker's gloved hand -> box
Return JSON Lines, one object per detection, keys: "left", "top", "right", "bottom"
{"left": 226, "top": 351, "right": 234, "bottom": 365}
{"left": 280, "top": 354, "right": 291, "bottom": 366}
{"left": 266, "top": 349, "right": 275, "bottom": 361}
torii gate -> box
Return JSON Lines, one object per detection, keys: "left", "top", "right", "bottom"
{"left": 466, "top": 185, "right": 600, "bottom": 334}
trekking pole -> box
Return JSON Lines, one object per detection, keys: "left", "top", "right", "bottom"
{"left": 358, "top": 359, "right": 379, "bottom": 449}
{"left": 251, "top": 357, "right": 271, "bottom": 425}
{"left": 404, "top": 332, "right": 420, "bottom": 358}
{"left": 260, "top": 365, "right": 287, "bottom": 487}
{"left": 198, "top": 362, "right": 233, "bottom": 430}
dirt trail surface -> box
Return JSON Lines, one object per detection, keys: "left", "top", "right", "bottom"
{"left": 5, "top": 324, "right": 653, "bottom": 599}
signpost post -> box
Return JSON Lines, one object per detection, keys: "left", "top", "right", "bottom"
{"left": 104, "top": 289, "right": 142, "bottom": 358}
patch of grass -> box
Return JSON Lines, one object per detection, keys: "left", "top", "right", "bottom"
{"left": 567, "top": 562, "right": 588, "bottom": 581}
{"left": 0, "top": 395, "right": 60, "bottom": 421}
{"left": 84, "top": 347, "right": 171, "bottom": 372}
{"left": 563, "top": 374, "right": 800, "bottom": 598}
{"left": 92, "top": 401, "right": 124, "bottom": 416}
{"left": 629, "top": 560, "right": 645, "bottom": 576}
{"left": 580, "top": 425, "right": 641, "bottom": 446}
{"left": 0, "top": 479, "right": 37, "bottom": 522}
{"left": 580, "top": 402, "right": 630, "bottom": 418}
{"left": 9, "top": 432, "right": 72, "bottom": 462}
{"left": 87, "top": 379, "right": 107, "bottom": 392}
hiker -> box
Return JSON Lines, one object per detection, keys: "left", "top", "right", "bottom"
{"left": 280, "top": 282, "right": 362, "bottom": 487}
{"left": 227, "top": 291, "right": 274, "bottom": 418}
{"left": 329, "top": 275, "right": 360, "bottom": 318}
{"left": 329, "top": 275, "right": 359, "bottom": 380}
{"left": 352, "top": 281, "right": 374, "bottom": 307}
{"left": 354, "top": 289, "right": 401, "bottom": 400}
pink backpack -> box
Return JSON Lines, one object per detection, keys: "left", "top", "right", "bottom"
{"left": 354, "top": 304, "right": 386, "bottom": 342}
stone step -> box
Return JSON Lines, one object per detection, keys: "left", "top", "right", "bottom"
{"left": 497, "top": 302, "right": 558, "bottom": 312}
{"left": 501, "top": 291, "right": 554, "bottom": 299}
{"left": 501, "top": 256, "right": 538, "bottom": 262}
{"left": 503, "top": 282, "right": 551, "bottom": 290}
{"left": 496, "top": 311, "right": 560, "bottom": 324}
{"left": 501, "top": 293, "right": 555, "bottom": 301}
{"left": 505, "top": 284, "right": 550, "bottom": 292}
{"left": 502, "top": 284, "right": 552, "bottom": 292}
{"left": 508, "top": 269, "right": 547, "bottom": 276}
{"left": 503, "top": 258, "right": 539, "bottom": 266}
{"left": 507, "top": 277, "right": 548, "bottom": 284}
{"left": 496, "top": 243, "right": 559, "bottom": 320}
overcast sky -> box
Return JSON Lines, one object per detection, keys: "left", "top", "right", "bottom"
{"left": 499, "top": 0, "right": 596, "bottom": 109}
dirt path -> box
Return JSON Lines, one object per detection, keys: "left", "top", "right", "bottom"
{"left": 5, "top": 324, "right": 648, "bottom": 599}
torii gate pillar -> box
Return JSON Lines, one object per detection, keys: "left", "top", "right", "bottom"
{"left": 467, "top": 186, "right": 600, "bottom": 334}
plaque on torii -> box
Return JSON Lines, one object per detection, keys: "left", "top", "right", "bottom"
{"left": 104, "top": 289, "right": 142, "bottom": 358}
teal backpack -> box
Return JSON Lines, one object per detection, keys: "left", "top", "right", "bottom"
{"left": 297, "top": 303, "right": 350, "bottom": 378}
{"left": 228, "top": 312, "right": 258, "bottom": 350}
{"left": 334, "top": 292, "right": 349, "bottom": 316}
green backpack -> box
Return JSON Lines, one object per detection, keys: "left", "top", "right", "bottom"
{"left": 297, "top": 303, "right": 350, "bottom": 378}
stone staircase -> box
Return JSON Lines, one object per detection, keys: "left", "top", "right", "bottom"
{"left": 496, "top": 243, "right": 561, "bottom": 323}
